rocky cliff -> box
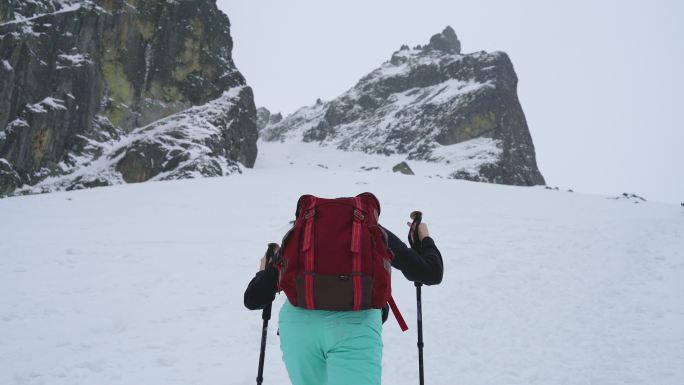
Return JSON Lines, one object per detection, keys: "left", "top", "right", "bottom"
{"left": 261, "top": 27, "right": 544, "bottom": 186}
{"left": 0, "top": 0, "right": 257, "bottom": 196}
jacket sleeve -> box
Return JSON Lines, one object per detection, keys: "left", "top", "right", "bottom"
{"left": 243, "top": 264, "right": 279, "bottom": 310}
{"left": 382, "top": 226, "right": 444, "bottom": 285}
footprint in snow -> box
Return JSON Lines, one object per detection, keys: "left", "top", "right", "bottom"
{"left": 76, "top": 359, "right": 106, "bottom": 373}
{"left": 156, "top": 356, "right": 177, "bottom": 367}
{"left": 2, "top": 312, "right": 18, "bottom": 321}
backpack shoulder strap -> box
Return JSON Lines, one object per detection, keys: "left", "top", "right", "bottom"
{"left": 351, "top": 196, "right": 364, "bottom": 311}
{"left": 301, "top": 196, "right": 317, "bottom": 309}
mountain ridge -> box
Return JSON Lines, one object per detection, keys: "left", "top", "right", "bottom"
{"left": 260, "top": 26, "right": 545, "bottom": 186}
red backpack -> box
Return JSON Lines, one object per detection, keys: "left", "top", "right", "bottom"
{"left": 276, "top": 192, "right": 408, "bottom": 331}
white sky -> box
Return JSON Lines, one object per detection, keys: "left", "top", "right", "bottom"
{"left": 218, "top": 0, "right": 683, "bottom": 204}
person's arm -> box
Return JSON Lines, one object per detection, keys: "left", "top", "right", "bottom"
{"left": 243, "top": 263, "right": 278, "bottom": 310}
{"left": 381, "top": 225, "right": 443, "bottom": 285}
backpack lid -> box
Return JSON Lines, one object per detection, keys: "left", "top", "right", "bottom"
{"left": 294, "top": 192, "right": 381, "bottom": 218}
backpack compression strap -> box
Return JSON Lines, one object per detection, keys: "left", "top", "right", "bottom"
{"left": 351, "top": 196, "right": 364, "bottom": 311}
{"left": 301, "top": 197, "right": 317, "bottom": 310}
{"left": 389, "top": 296, "right": 409, "bottom": 331}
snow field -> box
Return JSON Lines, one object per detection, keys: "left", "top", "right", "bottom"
{"left": 0, "top": 142, "right": 683, "bottom": 385}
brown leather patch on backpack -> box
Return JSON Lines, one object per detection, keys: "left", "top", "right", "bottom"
{"left": 296, "top": 274, "right": 373, "bottom": 310}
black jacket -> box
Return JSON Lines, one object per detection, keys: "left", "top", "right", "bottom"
{"left": 244, "top": 226, "right": 443, "bottom": 310}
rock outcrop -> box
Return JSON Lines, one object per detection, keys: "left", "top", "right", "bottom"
{"left": 0, "top": 0, "right": 257, "bottom": 196}
{"left": 24, "top": 87, "right": 254, "bottom": 193}
{"left": 256, "top": 106, "right": 282, "bottom": 133}
{"left": 261, "top": 26, "right": 544, "bottom": 186}
{"left": 392, "top": 161, "right": 414, "bottom": 175}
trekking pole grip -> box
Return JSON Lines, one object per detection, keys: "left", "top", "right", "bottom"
{"left": 408, "top": 211, "right": 423, "bottom": 249}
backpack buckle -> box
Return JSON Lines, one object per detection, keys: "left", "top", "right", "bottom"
{"left": 353, "top": 209, "right": 365, "bottom": 221}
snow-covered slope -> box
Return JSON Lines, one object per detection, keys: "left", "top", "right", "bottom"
{"left": 1, "top": 141, "right": 682, "bottom": 385}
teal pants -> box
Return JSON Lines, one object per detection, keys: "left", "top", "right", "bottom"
{"left": 278, "top": 300, "right": 383, "bottom": 385}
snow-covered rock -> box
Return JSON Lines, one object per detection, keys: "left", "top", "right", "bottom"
{"left": 0, "top": 0, "right": 256, "bottom": 196}
{"left": 262, "top": 26, "right": 545, "bottom": 186}
{"left": 0, "top": 0, "right": 83, "bottom": 25}
{"left": 256, "top": 106, "right": 282, "bottom": 133}
{"left": 17, "top": 87, "right": 256, "bottom": 194}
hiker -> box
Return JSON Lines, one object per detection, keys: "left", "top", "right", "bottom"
{"left": 244, "top": 193, "right": 443, "bottom": 385}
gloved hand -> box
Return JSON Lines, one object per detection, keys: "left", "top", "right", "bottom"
{"left": 259, "top": 243, "right": 280, "bottom": 271}
{"left": 406, "top": 222, "right": 430, "bottom": 241}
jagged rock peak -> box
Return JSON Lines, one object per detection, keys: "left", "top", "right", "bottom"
{"left": 261, "top": 25, "right": 545, "bottom": 187}
{"left": 256, "top": 107, "right": 271, "bottom": 132}
{"left": 271, "top": 112, "right": 283, "bottom": 125}
{"left": 427, "top": 26, "right": 461, "bottom": 54}
{"left": 256, "top": 107, "right": 282, "bottom": 132}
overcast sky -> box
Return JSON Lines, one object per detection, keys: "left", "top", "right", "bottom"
{"left": 217, "top": 0, "right": 683, "bottom": 204}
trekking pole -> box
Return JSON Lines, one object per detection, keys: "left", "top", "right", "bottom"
{"left": 408, "top": 211, "right": 425, "bottom": 385}
{"left": 256, "top": 243, "right": 279, "bottom": 385}
{"left": 415, "top": 281, "right": 424, "bottom": 385}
